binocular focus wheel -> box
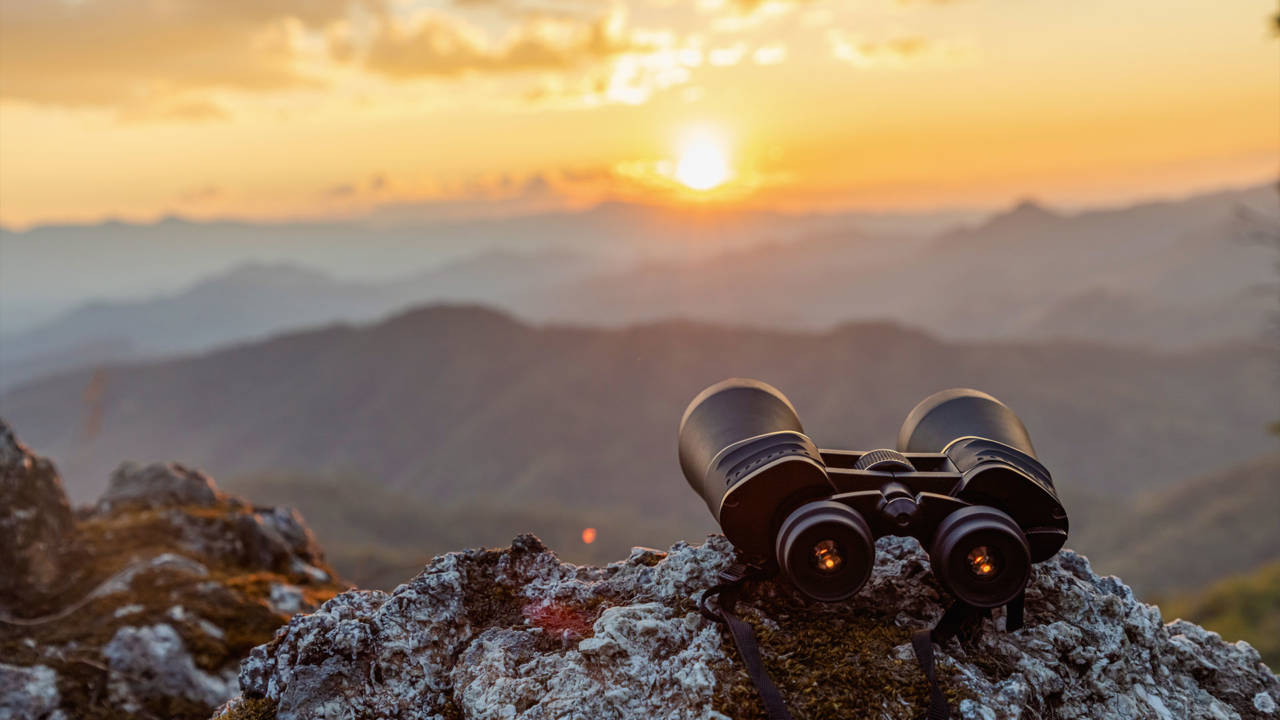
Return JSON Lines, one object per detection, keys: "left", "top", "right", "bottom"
{"left": 928, "top": 506, "right": 1031, "bottom": 608}
{"left": 775, "top": 501, "right": 874, "bottom": 603}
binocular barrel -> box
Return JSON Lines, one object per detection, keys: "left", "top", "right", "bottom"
{"left": 679, "top": 378, "right": 1063, "bottom": 609}
{"left": 679, "top": 379, "right": 832, "bottom": 561}
{"left": 678, "top": 378, "right": 808, "bottom": 517}
{"left": 898, "top": 388, "right": 1038, "bottom": 458}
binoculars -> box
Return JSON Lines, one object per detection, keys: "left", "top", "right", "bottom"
{"left": 678, "top": 379, "right": 1068, "bottom": 608}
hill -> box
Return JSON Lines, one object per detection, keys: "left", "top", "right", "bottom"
{"left": 1071, "top": 454, "right": 1280, "bottom": 597}
{"left": 2, "top": 307, "right": 1274, "bottom": 561}
{"left": 516, "top": 183, "right": 1278, "bottom": 349}
{"left": 0, "top": 201, "right": 885, "bottom": 335}
{"left": 1164, "top": 560, "right": 1280, "bottom": 668}
{"left": 3, "top": 184, "right": 1273, "bottom": 393}
{"left": 0, "top": 253, "right": 598, "bottom": 391}
{"left": 0, "top": 421, "right": 344, "bottom": 719}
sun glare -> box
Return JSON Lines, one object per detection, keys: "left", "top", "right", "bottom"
{"left": 675, "top": 129, "right": 731, "bottom": 191}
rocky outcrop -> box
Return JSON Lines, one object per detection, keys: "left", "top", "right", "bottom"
{"left": 3, "top": 415, "right": 1277, "bottom": 720}
{"left": 218, "top": 533, "right": 1279, "bottom": 720}
{"left": 0, "top": 422, "right": 75, "bottom": 604}
{"left": 0, "top": 420, "right": 345, "bottom": 720}
{"left": 97, "top": 462, "right": 230, "bottom": 512}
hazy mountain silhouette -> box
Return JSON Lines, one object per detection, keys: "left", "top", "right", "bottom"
{"left": 1071, "top": 454, "right": 1280, "bottom": 597}
{"left": 2, "top": 306, "right": 1273, "bottom": 519}
{"left": 515, "top": 183, "right": 1278, "bottom": 347}
{"left": 2, "top": 201, "right": 918, "bottom": 332}
{"left": 0, "top": 252, "right": 597, "bottom": 390}
{"left": 3, "top": 183, "right": 1272, "bottom": 391}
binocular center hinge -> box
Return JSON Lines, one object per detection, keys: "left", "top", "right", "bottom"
{"left": 871, "top": 481, "right": 918, "bottom": 534}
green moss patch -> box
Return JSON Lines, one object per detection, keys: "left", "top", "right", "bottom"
{"left": 219, "top": 697, "right": 279, "bottom": 720}
{"left": 711, "top": 581, "right": 972, "bottom": 720}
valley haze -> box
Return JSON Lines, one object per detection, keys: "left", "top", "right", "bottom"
{"left": 2, "top": 181, "right": 1275, "bottom": 392}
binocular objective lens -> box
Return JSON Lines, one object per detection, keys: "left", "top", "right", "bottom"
{"left": 811, "top": 540, "right": 844, "bottom": 573}
{"left": 966, "top": 546, "right": 1000, "bottom": 578}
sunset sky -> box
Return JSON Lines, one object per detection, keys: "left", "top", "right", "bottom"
{"left": 0, "top": 0, "right": 1276, "bottom": 228}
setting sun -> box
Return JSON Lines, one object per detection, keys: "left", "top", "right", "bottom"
{"left": 675, "top": 129, "right": 732, "bottom": 191}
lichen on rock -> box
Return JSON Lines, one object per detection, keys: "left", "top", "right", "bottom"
{"left": 220, "top": 531, "right": 1279, "bottom": 720}
{"left": 3, "top": 414, "right": 1276, "bottom": 720}
{"left": 0, "top": 419, "right": 345, "bottom": 720}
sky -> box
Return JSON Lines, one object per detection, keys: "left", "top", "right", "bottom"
{"left": 0, "top": 0, "right": 1276, "bottom": 228}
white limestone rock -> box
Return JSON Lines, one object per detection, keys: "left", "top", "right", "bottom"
{"left": 226, "top": 533, "right": 1279, "bottom": 720}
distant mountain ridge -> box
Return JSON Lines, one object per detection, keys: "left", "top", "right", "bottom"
{"left": 0, "top": 252, "right": 599, "bottom": 390}
{"left": 0, "top": 200, "right": 897, "bottom": 330}
{"left": 2, "top": 305, "right": 1273, "bottom": 519}
{"left": 517, "top": 182, "right": 1278, "bottom": 346}
{"left": 3, "top": 182, "right": 1274, "bottom": 390}
{"left": 1071, "top": 453, "right": 1280, "bottom": 597}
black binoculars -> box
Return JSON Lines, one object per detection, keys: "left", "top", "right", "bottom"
{"left": 678, "top": 379, "right": 1068, "bottom": 608}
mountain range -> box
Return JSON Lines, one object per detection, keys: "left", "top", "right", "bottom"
{"left": 2, "top": 183, "right": 1273, "bottom": 392}
{"left": 0, "top": 201, "right": 909, "bottom": 333}
{"left": 514, "top": 185, "right": 1278, "bottom": 346}
{"left": 2, "top": 304, "right": 1273, "bottom": 517}
{"left": 0, "top": 251, "right": 599, "bottom": 390}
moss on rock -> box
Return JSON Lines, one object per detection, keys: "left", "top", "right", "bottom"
{"left": 710, "top": 579, "right": 972, "bottom": 720}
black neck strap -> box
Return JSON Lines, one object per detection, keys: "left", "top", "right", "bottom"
{"left": 700, "top": 564, "right": 1027, "bottom": 720}
{"left": 700, "top": 564, "right": 794, "bottom": 720}
{"left": 911, "top": 592, "right": 1026, "bottom": 720}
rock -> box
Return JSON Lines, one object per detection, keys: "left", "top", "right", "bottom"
{"left": 97, "top": 461, "right": 230, "bottom": 512}
{"left": 0, "top": 419, "right": 75, "bottom": 605}
{"left": 103, "top": 623, "right": 237, "bottom": 712}
{"left": 233, "top": 507, "right": 329, "bottom": 577}
{"left": 220, "top": 533, "right": 1279, "bottom": 720}
{"left": 268, "top": 583, "right": 307, "bottom": 615}
{"left": 3, "top": 417, "right": 1276, "bottom": 720}
{"left": 0, "top": 663, "right": 64, "bottom": 720}
{"left": 0, "top": 422, "right": 345, "bottom": 720}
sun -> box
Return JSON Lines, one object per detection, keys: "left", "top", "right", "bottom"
{"left": 674, "top": 128, "right": 732, "bottom": 191}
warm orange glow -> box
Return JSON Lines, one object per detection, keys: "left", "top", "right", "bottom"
{"left": 581, "top": 527, "right": 597, "bottom": 544}
{"left": 0, "top": 0, "right": 1273, "bottom": 226}
{"left": 812, "top": 539, "right": 843, "bottom": 573}
{"left": 674, "top": 128, "right": 732, "bottom": 192}
{"left": 967, "top": 546, "right": 998, "bottom": 577}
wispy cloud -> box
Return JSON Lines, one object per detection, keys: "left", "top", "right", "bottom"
{"left": 827, "top": 31, "right": 937, "bottom": 67}
{"left": 0, "top": 0, "right": 350, "bottom": 112}
{"left": 362, "top": 11, "right": 641, "bottom": 78}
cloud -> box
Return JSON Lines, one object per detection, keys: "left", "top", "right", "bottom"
{"left": 752, "top": 44, "right": 787, "bottom": 65}
{"left": 449, "top": 0, "right": 605, "bottom": 18}
{"left": 326, "top": 183, "right": 360, "bottom": 198}
{"left": 828, "top": 31, "right": 934, "bottom": 66}
{"left": 0, "top": 0, "right": 355, "bottom": 110}
{"left": 119, "top": 98, "right": 232, "bottom": 123}
{"left": 322, "top": 173, "right": 393, "bottom": 199}
{"left": 177, "top": 185, "right": 224, "bottom": 203}
{"left": 362, "top": 11, "right": 641, "bottom": 78}
{"left": 368, "top": 171, "right": 566, "bottom": 223}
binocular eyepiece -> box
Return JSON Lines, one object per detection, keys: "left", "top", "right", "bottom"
{"left": 678, "top": 379, "right": 1068, "bottom": 608}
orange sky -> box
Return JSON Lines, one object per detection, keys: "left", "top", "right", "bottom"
{"left": 0, "top": 0, "right": 1276, "bottom": 228}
